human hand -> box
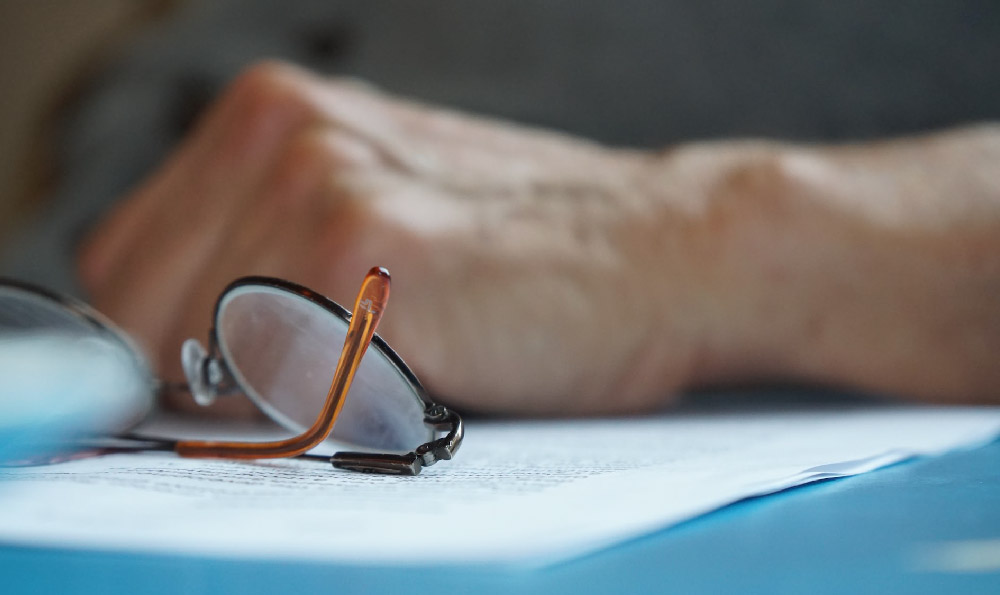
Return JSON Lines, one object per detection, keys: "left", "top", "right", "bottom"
{"left": 78, "top": 62, "right": 728, "bottom": 416}
{"left": 79, "top": 60, "right": 1000, "bottom": 417}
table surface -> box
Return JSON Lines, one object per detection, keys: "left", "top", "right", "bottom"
{"left": 2, "top": 436, "right": 999, "bottom": 594}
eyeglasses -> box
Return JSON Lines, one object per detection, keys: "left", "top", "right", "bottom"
{"left": 0, "top": 267, "right": 463, "bottom": 475}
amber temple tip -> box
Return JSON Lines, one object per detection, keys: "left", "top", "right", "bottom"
{"left": 368, "top": 266, "right": 390, "bottom": 280}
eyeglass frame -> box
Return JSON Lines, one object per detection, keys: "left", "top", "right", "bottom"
{"left": 181, "top": 273, "right": 463, "bottom": 475}
{"left": 0, "top": 270, "right": 463, "bottom": 476}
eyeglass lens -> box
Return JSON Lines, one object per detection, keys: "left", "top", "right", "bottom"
{"left": 0, "top": 286, "right": 100, "bottom": 334}
{"left": 214, "top": 284, "right": 432, "bottom": 453}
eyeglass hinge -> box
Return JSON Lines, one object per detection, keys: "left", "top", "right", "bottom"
{"left": 415, "top": 405, "right": 464, "bottom": 466}
{"left": 329, "top": 406, "right": 464, "bottom": 475}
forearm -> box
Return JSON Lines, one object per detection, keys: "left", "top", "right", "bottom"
{"left": 635, "top": 125, "right": 1000, "bottom": 402}
{"left": 79, "top": 59, "right": 1000, "bottom": 416}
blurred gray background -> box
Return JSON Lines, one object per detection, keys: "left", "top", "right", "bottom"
{"left": 1, "top": 0, "right": 998, "bottom": 291}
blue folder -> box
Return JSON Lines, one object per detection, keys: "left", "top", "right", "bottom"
{"left": 3, "top": 436, "right": 999, "bottom": 594}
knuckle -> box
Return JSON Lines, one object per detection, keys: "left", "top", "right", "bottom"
{"left": 332, "top": 189, "right": 382, "bottom": 233}
{"left": 288, "top": 129, "right": 371, "bottom": 174}
{"left": 216, "top": 62, "right": 323, "bottom": 160}
{"left": 269, "top": 131, "right": 334, "bottom": 197}
{"left": 265, "top": 129, "right": 373, "bottom": 205}
{"left": 336, "top": 192, "right": 433, "bottom": 264}
{"left": 227, "top": 61, "right": 312, "bottom": 110}
{"left": 314, "top": 129, "right": 380, "bottom": 169}
{"left": 317, "top": 189, "right": 387, "bottom": 263}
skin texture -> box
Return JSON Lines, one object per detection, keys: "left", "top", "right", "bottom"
{"left": 78, "top": 61, "right": 1000, "bottom": 418}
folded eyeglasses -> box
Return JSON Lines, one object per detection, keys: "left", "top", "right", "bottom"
{"left": 0, "top": 268, "right": 463, "bottom": 475}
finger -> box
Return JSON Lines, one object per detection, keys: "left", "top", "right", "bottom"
{"left": 81, "top": 61, "right": 328, "bottom": 295}
{"left": 156, "top": 126, "right": 382, "bottom": 380}
{"left": 85, "top": 64, "right": 337, "bottom": 361}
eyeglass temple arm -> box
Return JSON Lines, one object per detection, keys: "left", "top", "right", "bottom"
{"left": 175, "top": 267, "right": 390, "bottom": 460}
{"left": 330, "top": 405, "right": 464, "bottom": 475}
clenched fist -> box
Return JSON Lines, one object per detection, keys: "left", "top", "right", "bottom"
{"left": 79, "top": 61, "right": 1000, "bottom": 416}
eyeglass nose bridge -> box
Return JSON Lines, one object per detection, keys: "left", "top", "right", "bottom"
{"left": 181, "top": 337, "right": 238, "bottom": 406}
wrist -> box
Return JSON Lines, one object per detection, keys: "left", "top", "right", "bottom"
{"left": 637, "top": 130, "right": 1000, "bottom": 403}
{"left": 774, "top": 132, "right": 1000, "bottom": 401}
{"left": 624, "top": 140, "right": 877, "bottom": 391}
{"left": 610, "top": 141, "right": 804, "bottom": 397}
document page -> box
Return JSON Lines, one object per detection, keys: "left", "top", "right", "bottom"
{"left": 1, "top": 404, "right": 998, "bottom": 565}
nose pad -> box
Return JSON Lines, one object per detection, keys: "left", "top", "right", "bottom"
{"left": 181, "top": 338, "right": 216, "bottom": 406}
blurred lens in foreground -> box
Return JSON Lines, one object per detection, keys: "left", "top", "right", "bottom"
{"left": 0, "top": 333, "right": 154, "bottom": 465}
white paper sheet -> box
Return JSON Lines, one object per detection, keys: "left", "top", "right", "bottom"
{"left": 1, "top": 403, "right": 999, "bottom": 565}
